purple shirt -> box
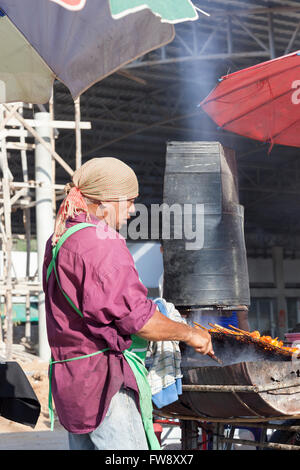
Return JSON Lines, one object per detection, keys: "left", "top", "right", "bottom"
{"left": 43, "top": 213, "right": 156, "bottom": 433}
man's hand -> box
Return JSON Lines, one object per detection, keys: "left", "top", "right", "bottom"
{"left": 186, "top": 325, "right": 214, "bottom": 356}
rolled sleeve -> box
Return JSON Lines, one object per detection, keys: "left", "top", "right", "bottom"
{"left": 82, "top": 264, "right": 156, "bottom": 337}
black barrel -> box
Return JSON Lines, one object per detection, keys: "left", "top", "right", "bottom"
{"left": 162, "top": 141, "right": 250, "bottom": 307}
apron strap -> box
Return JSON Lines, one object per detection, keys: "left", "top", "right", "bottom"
{"left": 47, "top": 223, "right": 95, "bottom": 282}
{"left": 123, "top": 350, "right": 161, "bottom": 450}
{"left": 46, "top": 223, "right": 95, "bottom": 318}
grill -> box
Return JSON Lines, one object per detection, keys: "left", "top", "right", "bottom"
{"left": 158, "top": 142, "right": 300, "bottom": 449}
{"left": 154, "top": 310, "right": 300, "bottom": 449}
{"left": 181, "top": 360, "right": 300, "bottom": 418}
{"left": 161, "top": 310, "right": 300, "bottom": 420}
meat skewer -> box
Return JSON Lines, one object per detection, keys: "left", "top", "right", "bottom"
{"left": 192, "top": 321, "right": 209, "bottom": 331}
{"left": 208, "top": 322, "right": 241, "bottom": 335}
{"left": 227, "top": 324, "right": 253, "bottom": 336}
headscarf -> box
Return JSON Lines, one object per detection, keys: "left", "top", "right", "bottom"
{"left": 52, "top": 157, "right": 139, "bottom": 245}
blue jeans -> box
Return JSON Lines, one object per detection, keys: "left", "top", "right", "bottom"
{"left": 68, "top": 387, "right": 149, "bottom": 450}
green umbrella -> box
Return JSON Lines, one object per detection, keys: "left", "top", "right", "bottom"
{"left": 109, "top": 0, "right": 200, "bottom": 24}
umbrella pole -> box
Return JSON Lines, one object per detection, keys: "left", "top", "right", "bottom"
{"left": 74, "top": 98, "right": 82, "bottom": 170}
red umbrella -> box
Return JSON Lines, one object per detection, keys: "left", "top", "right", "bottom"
{"left": 200, "top": 50, "right": 300, "bottom": 149}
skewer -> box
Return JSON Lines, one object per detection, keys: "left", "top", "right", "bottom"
{"left": 208, "top": 352, "right": 223, "bottom": 365}
{"left": 208, "top": 323, "right": 240, "bottom": 335}
{"left": 192, "top": 321, "right": 209, "bottom": 331}
{"left": 192, "top": 322, "right": 223, "bottom": 365}
{"left": 228, "top": 324, "right": 252, "bottom": 336}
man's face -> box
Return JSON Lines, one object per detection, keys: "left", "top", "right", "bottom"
{"left": 96, "top": 199, "right": 136, "bottom": 230}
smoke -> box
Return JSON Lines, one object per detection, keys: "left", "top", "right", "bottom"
{"left": 173, "top": 9, "right": 244, "bottom": 149}
{"left": 181, "top": 310, "right": 290, "bottom": 368}
{"left": 181, "top": 338, "right": 274, "bottom": 368}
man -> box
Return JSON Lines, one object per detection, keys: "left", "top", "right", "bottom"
{"left": 43, "top": 157, "right": 213, "bottom": 450}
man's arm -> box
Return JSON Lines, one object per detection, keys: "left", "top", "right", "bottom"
{"left": 136, "top": 308, "right": 214, "bottom": 356}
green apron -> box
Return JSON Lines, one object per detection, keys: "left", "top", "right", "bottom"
{"left": 46, "top": 223, "right": 160, "bottom": 450}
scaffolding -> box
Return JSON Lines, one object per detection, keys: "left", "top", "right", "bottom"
{"left": 0, "top": 96, "right": 91, "bottom": 361}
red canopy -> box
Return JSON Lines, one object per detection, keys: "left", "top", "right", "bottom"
{"left": 200, "top": 50, "right": 300, "bottom": 148}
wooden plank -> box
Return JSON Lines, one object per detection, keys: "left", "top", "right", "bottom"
{"left": 3, "top": 105, "right": 74, "bottom": 177}
{"left": 3, "top": 117, "right": 91, "bottom": 129}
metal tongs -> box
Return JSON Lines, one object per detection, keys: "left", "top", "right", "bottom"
{"left": 192, "top": 321, "right": 223, "bottom": 365}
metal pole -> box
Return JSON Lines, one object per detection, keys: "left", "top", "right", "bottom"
{"left": 181, "top": 420, "right": 199, "bottom": 450}
{"left": 227, "top": 16, "right": 233, "bottom": 55}
{"left": 19, "top": 104, "right": 32, "bottom": 342}
{"left": 25, "top": 292, "right": 31, "bottom": 342}
{"left": 0, "top": 105, "right": 13, "bottom": 360}
{"left": 34, "top": 112, "right": 53, "bottom": 361}
{"left": 268, "top": 12, "right": 276, "bottom": 59}
{"left": 49, "top": 88, "right": 57, "bottom": 220}
{"left": 272, "top": 246, "right": 288, "bottom": 340}
{"left": 74, "top": 97, "right": 82, "bottom": 170}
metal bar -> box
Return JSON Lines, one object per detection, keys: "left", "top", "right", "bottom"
{"left": 182, "top": 384, "right": 258, "bottom": 392}
{"left": 175, "top": 32, "right": 194, "bottom": 56}
{"left": 224, "top": 426, "right": 235, "bottom": 451}
{"left": 252, "top": 424, "right": 300, "bottom": 432}
{"left": 198, "top": 27, "right": 219, "bottom": 55}
{"left": 182, "top": 379, "right": 300, "bottom": 393}
{"left": 231, "top": 15, "right": 269, "bottom": 52}
{"left": 227, "top": 16, "right": 233, "bottom": 55}
{"left": 272, "top": 246, "right": 288, "bottom": 338}
{"left": 117, "top": 70, "right": 147, "bottom": 86}
{"left": 285, "top": 21, "right": 300, "bottom": 55}
{"left": 153, "top": 409, "right": 300, "bottom": 424}
{"left": 268, "top": 12, "right": 276, "bottom": 59}
{"left": 83, "top": 109, "right": 202, "bottom": 155}
{"left": 192, "top": 22, "right": 198, "bottom": 55}
{"left": 218, "top": 436, "right": 300, "bottom": 451}
{"left": 181, "top": 420, "right": 199, "bottom": 450}
{"left": 213, "top": 6, "right": 300, "bottom": 17}
{"left": 259, "top": 427, "right": 267, "bottom": 451}
{"left": 25, "top": 292, "right": 31, "bottom": 342}
{"left": 126, "top": 51, "right": 270, "bottom": 68}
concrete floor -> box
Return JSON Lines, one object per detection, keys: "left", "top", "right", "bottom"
{"left": 0, "top": 428, "right": 180, "bottom": 451}
{"left": 0, "top": 430, "right": 69, "bottom": 450}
